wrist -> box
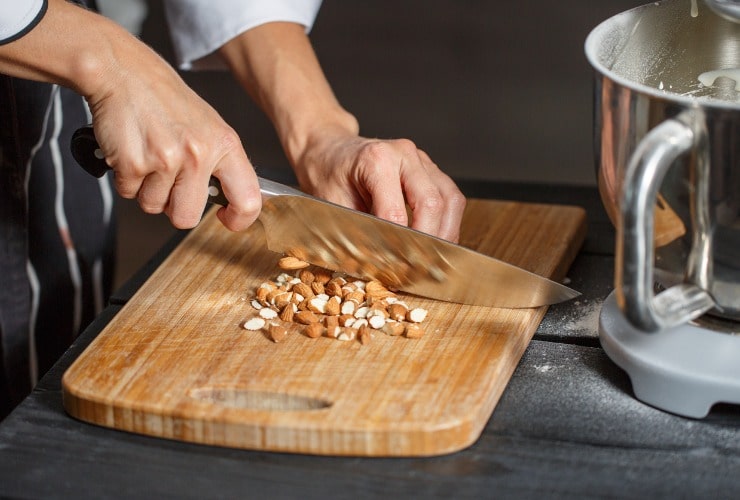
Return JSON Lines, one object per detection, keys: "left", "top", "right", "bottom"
{"left": 282, "top": 107, "right": 360, "bottom": 169}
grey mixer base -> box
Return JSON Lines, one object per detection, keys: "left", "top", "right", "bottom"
{"left": 599, "top": 291, "right": 740, "bottom": 418}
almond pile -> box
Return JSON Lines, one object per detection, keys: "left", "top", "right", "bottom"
{"left": 242, "top": 256, "right": 428, "bottom": 345}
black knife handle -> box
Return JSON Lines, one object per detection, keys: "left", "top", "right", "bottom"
{"left": 70, "top": 125, "right": 229, "bottom": 206}
{"left": 71, "top": 126, "right": 109, "bottom": 178}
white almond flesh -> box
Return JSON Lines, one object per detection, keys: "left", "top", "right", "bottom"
{"left": 243, "top": 317, "right": 266, "bottom": 331}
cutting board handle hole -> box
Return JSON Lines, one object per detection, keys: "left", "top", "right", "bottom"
{"left": 188, "top": 387, "right": 332, "bottom": 411}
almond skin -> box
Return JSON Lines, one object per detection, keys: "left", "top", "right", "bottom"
{"left": 279, "top": 304, "right": 295, "bottom": 322}
{"left": 304, "top": 322, "right": 324, "bottom": 339}
{"left": 405, "top": 323, "right": 425, "bottom": 339}
{"left": 388, "top": 303, "right": 408, "bottom": 322}
{"left": 358, "top": 325, "right": 372, "bottom": 345}
{"left": 294, "top": 310, "right": 319, "bottom": 325}
{"left": 268, "top": 322, "right": 288, "bottom": 342}
{"left": 278, "top": 256, "right": 310, "bottom": 270}
{"left": 298, "top": 269, "right": 315, "bottom": 284}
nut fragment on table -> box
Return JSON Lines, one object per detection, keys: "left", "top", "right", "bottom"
{"left": 243, "top": 317, "right": 266, "bottom": 331}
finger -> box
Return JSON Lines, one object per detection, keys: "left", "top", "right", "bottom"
{"left": 355, "top": 151, "right": 409, "bottom": 227}
{"left": 213, "top": 149, "right": 262, "bottom": 231}
{"left": 430, "top": 172, "right": 466, "bottom": 243}
{"left": 399, "top": 155, "right": 445, "bottom": 238}
{"left": 112, "top": 172, "right": 145, "bottom": 200}
{"left": 137, "top": 171, "right": 175, "bottom": 215}
{"left": 418, "top": 151, "right": 467, "bottom": 243}
{"left": 304, "top": 178, "right": 368, "bottom": 213}
{"left": 164, "top": 169, "right": 211, "bottom": 229}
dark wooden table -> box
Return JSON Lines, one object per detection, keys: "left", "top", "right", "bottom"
{"left": 1, "top": 181, "right": 739, "bottom": 499}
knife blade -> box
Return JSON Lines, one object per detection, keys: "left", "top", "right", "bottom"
{"left": 71, "top": 126, "right": 579, "bottom": 308}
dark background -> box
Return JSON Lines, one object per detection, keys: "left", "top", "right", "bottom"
{"left": 115, "top": 0, "right": 645, "bottom": 288}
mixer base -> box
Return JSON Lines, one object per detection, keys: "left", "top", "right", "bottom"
{"left": 599, "top": 291, "right": 740, "bottom": 418}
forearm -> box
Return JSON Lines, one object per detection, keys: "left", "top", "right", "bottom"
{"left": 0, "top": 0, "right": 173, "bottom": 101}
{"left": 217, "top": 22, "right": 359, "bottom": 168}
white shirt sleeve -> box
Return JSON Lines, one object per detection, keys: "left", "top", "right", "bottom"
{"left": 0, "top": 0, "right": 47, "bottom": 45}
{"left": 162, "top": 0, "right": 323, "bottom": 71}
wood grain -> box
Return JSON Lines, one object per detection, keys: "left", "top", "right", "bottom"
{"left": 62, "top": 199, "right": 586, "bottom": 456}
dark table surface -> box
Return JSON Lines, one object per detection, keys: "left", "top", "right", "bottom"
{"left": 1, "top": 181, "right": 739, "bottom": 499}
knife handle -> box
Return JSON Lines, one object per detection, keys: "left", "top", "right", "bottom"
{"left": 71, "top": 125, "right": 230, "bottom": 206}
{"left": 70, "top": 126, "right": 109, "bottom": 178}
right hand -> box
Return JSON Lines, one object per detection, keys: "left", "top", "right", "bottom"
{"left": 0, "top": 0, "right": 261, "bottom": 231}
{"left": 85, "top": 40, "right": 261, "bottom": 231}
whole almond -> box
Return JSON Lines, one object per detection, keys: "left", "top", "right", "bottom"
{"left": 365, "top": 280, "right": 393, "bottom": 300}
{"left": 292, "top": 282, "right": 314, "bottom": 299}
{"left": 313, "top": 269, "right": 332, "bottom": 285}
{"left": 311, "top": 281, "right": 325, "bottom": 296}
{"left": 278, "top": 256, "right": 310, "bottom": 270}
{"left": 298, "top": 269, "right": 315, "bottom": 284}
{"left": 294, "top": 310, "right": 319, "bottom": 325}
{"left": 304, "top": 322, "right": 324, "bottom": 339}
{"left": 325, "top": 280, "right": 343, "bottom": 297}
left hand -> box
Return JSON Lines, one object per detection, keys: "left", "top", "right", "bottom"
{"left": 293, "top": 132, "right": 466, "bottom": 243}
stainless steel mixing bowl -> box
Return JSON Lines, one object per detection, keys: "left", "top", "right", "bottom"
{"left": 586, "top": 0, "right": 740, "bottom": 331}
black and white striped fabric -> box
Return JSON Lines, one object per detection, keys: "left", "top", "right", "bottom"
{"left": 0, "top": 1, "right": 115, "bottom": 419}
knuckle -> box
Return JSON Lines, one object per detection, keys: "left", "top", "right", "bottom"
{"left": 447, "top": 190, "right": 467, "bottom": 212}
{"left": 218, "top": 128, "right": 242, "bottom": 152}
{"left": 418, "top": 190, "right": 445, "bottom": 214}
{"left": 360, "top": 141, "right": 393, "bottom": 164}
{"left": 392, "top": 138, "right": 418, "bottom": 154}
{"left": 384, "top": 208, "right": 409, "bottom": 226}
{"left": 155, "top": 141, "right": 184, "bottom": 174}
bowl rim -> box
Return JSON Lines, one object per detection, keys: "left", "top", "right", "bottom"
{"left": 584, "top": 0, "right": 740, "bottom": 111}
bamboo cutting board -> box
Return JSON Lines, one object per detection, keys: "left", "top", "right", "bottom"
{"left": 62, "top": 199, "right": 586, "bottom": 456}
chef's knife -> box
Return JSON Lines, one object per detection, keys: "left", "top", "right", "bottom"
{"left": 71, "top": 126, "right": 579, "bottom": 308}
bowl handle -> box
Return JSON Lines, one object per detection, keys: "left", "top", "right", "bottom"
{"left": 618, "top": 110, "right": 716, "bottom": 332}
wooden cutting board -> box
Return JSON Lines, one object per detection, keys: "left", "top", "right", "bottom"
{"left": 62, "top": 198, "right": 586, "bottom": 456}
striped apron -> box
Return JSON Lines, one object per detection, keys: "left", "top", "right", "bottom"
{"left": 0, "top": 25, "right": 116, "bottom": 417}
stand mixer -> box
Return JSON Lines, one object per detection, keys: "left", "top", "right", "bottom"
{"left": 705, "top": 0, "right": 740, "bottom": 21}
{"left": 586, "top": 0, "right": 740, "bottom": 418}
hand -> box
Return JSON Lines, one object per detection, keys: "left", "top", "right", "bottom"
{"left": 86, "top": 42, "right": 261, "bottom": 231}
{"left": 294, "top": 132, "right": 467, "bottom": 243}
{"left": 0, "top": 0, "right": 261, "bottom": 231}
